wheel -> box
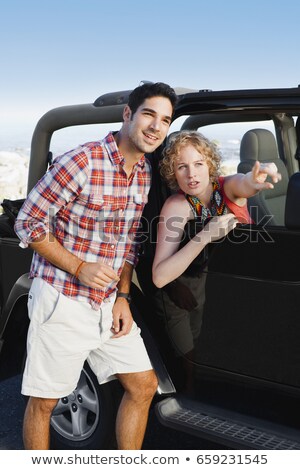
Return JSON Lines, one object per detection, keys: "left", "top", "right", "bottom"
{"left": 50, "top": 363, "right": 123, "bottom": 449}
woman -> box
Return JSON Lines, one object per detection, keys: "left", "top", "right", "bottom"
{"left": 152, "top": 131, "right": 281, "bottom": 289}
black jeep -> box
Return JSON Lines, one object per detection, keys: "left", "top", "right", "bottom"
{"left": 1, "top": 83, "right": 300, "bottom": 449}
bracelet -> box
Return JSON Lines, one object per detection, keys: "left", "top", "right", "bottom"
{"left": 75, "top": 260, "right": 86, "bottom": 279}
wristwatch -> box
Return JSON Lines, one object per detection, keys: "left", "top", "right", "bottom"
{"left": 116, "top": 292, "right": 132, "bottom": 304}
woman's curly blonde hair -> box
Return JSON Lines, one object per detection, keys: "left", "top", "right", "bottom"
{"left": 160, "top": 131, "right": 222, "bottom": 190}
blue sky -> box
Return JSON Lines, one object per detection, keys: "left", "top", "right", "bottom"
{"left": 1, "top": 0, "right": 300, "bottom": 148}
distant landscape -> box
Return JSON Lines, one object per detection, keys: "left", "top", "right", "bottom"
{"left": 0, "top": 135, "right": 240, "bottom": 209}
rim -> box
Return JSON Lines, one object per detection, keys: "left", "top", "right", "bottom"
{"left": 51, "top": 368, "right": 100, "bottom": 441}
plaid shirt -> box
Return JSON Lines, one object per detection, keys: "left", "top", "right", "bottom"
{"left": 15, "top": 132, "right": 151, "bottom": 310}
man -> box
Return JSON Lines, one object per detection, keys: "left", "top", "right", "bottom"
{"left": 15, "top": 82, "right": 178, "bottom": 450}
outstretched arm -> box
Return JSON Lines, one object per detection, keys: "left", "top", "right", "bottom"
{"left": 224, "top": 161, "right": 282, "bottom": 206}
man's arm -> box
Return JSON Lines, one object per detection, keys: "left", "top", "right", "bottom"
{"left": 116, "top": 260, "right": 134, "bottom": 292}
{"left": 15, "top": 150, "right": 119, "bottom": 288}
{"left": 30, "top": 234, "right": 119, "bottom": 288}
{"left": 15, "top": 150, "right": 89, "bottom": 248}
{"left": 111, "top": 261, "right": 134, "bottom": 338}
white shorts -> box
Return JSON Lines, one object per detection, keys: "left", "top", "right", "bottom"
{"left": 22, "top": 278, "right": 153, "bottom": 398}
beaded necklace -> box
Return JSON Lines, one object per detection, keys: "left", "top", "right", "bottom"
{"left": 185, "top": 180, "right": 228, "bottom": 223}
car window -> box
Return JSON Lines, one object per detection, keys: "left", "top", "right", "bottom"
{"left": 50, "top": 123, "right": 121, "bottom": 158}
{"left": 198, "top": 121, "right": 276, "bottom": 175}
{"left": 170, "top": 119, "right": 277, "bottom": 176}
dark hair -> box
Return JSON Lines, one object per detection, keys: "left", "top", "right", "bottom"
{"left": 128, "top": 82, "right": 178, "bottom": 116}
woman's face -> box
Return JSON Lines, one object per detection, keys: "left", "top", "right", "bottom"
{"left": 174, "top": 144, "right": 211, "bottom": 197}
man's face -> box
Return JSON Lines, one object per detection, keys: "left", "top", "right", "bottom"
{"left": 124, "top": 96, "right": 173, "bottom": 154}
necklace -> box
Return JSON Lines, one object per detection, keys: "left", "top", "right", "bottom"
{"left": 185, "top": 180, "right": 228, "bottom": 222}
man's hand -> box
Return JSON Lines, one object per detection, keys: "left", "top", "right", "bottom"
{"left": 77, "top": 261, "right": 119, "bottom": 289}
{"left": 111, "top": 297, "right": 134, "bottom": 338}
{"left": 250, "top": 161, "right": 282, "bottom": 190}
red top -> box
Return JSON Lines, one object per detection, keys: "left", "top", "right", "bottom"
{"left": 218, "top": 176, "right": 253, "bottom": 224}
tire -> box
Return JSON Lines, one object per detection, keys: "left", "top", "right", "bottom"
{"left": 50, "top": 363, "right": 123, "bottom": 450}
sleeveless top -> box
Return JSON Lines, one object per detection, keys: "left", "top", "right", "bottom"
{"left": 179, "top": 176, "right": 252, "bottom": 276}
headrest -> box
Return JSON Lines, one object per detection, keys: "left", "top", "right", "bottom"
{"left": 239, "top": 128, "right": 289, "bottom": 200}
{"left": 166, "top": 131, "right": 180, "bottom": 145}
{"left": 240, "top": 128, "right": 279, "bottom": 162}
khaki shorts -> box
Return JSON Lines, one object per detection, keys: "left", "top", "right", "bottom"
{"left": 22, "top": 278, "right": 153, "bottom": 398}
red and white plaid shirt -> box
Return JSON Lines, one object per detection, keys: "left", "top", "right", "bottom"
{"left": 15, "top": 132, "right": 151, "bottom": 310}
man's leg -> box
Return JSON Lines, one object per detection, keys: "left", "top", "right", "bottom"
{"left": 115, "top": 370, "right": 158, "bottom": 450}
{"left": 23, "top": 396, "right": 58, "bottom": 450}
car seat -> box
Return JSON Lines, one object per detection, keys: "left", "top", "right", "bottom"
{"left": 237, "top": 128, "right": 289, "bottom": 225}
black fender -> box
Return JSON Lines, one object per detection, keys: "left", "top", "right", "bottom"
{"left": 0, "top": 274, "right": 32, "bottom": 380}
